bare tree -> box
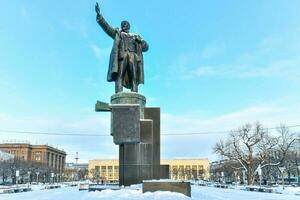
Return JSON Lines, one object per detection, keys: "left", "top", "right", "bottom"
{"left": 214, "top": 123, "right": 263, "bottom": 185}
{"left": 213, "top": 122, "right": 296, "bottom": 185}
{"left": 89, "top": 168, "right": 100, "bottom": 183}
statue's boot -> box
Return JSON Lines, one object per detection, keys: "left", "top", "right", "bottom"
{"left": 131, "top": 81, "right": 138, "bottom": 93}
{"left": 115, "top": 81, "right": 123, "bottom": 93}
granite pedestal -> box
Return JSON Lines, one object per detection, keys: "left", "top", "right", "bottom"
{"left": 96, "top": 92, "right": 169, "bottom": 186}
{"left": 143, "top": 181, "right": 191, "bottom": 197}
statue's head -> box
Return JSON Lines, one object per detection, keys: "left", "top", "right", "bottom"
{"left": 121, "top": 20, "right": 130, "bottom": 33}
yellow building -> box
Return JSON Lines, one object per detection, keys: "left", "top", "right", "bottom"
{"left": 161, "top": 159, "right": 210, "bottom": 180}
{"left": 89, "top": 159, "right": 119, "bottom": 182}
{"left": 88, "top": 158, "right": 209, "bottom": 182}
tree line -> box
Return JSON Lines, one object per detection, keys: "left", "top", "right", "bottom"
{"left": 0, "top": 159, "right": 59, "bottom": 184}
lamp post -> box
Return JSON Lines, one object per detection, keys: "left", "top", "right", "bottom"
{"left": 242, "top": 170, "right": 246, "bottom": 185}
{"left": 36, "top": 172, "right": 40, "bottom": 184}
{"left": 16, "top": 170, "right": 19, "bottom": 187}
{"left": 56, "top": 174, "right": 59, "bottom": 184}
{"left": 279, "top": 167, "right": 285, "bottom": 190}
{"left": 61, "top": 173, "right": 63, "bottom": 183}
{"left": 257, "top": 165, "right": 262, "bottom": 187}
{"left": 51, "top": 173, "right": 54, "bottom": 184}
{"left": 221, "top": 171, "right": 224, "bottom": 184}
{"left": 27, "top": 171, "right": 31, "bottom": 184}
{"left": 234, "top": 171, "right": 238, "bottom": 187}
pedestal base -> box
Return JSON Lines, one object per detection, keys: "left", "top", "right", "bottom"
{"left": 143, "top": 181, "right": 191, "bottom": 197}
{"left": 107, "top": 92, "right": 169, "bottom": 186}
{"left": 111, "top": 92, "right": 146, "bottom": 118}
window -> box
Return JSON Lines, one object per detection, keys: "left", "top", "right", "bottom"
{"left": 114, "top": 166, "right": 119, "bottom": 179}
{"left": 108, "top": 166, "right": 113, "bottom": 179}
{"left": 101, "top": 166, "right": 106, "bottom": 177}
{"left": 34, "top": 151, "right": 42, "bottom": 161}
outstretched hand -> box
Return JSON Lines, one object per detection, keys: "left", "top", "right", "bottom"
{"left": 95, "top": 2, "right": 100, "bottom": 15}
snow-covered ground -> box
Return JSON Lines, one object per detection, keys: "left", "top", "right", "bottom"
{"left": 1, "top": 185, "right": 300, "bottom": 200}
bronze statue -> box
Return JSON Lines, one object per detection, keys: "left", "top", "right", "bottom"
{"left": 95, "top": 2, "right": 149, "bottom": 93}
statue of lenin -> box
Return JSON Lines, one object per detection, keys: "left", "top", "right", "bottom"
{"left": 95, "top": 2, "right": 149, "bottom": 93}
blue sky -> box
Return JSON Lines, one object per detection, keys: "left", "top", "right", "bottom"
{"left": 0, "top": 0, "right": 300, "bottom": 162}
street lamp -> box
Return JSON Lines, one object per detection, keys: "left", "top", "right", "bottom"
{"left": 242, "top": 170, "right": 246, "bottom": 185}
{"left": 51, "top": 172, "right": 55, "bottom": 184}
{"left": 279, "top": 167, "right": 285, "bottom": 189}
{"left": 56, "top": 174, "right": 58, "bottom": 184}
{"left": 27, "top": 171, "right": 31, "bottom": 184}
{"left": 221, "top": 171, "right": 224, "bottom": 184}
{"left": 257, "top": 165, "right": 262, "bottom": 187}
{"left": 36, "top": 172, "right": 40, "bottom": 184}
{"left": 234, "top": 171, "right": 238, "bottom": 187}
{"left": 16, "top": 170, "right": 19, "bottom": 187}
{"left": 62, "top": 173, "right": 64, "bottom": 183}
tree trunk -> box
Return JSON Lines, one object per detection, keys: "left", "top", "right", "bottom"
{"left": 247, "top": 172, "right": 253, "bottom": 185}
{"left": 247, "top": 152, "right": 254, "bottom": 185}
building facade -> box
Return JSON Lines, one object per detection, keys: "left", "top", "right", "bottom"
{"left": 162, "top": 159, "right": 210, "bottom": 180}
{"left": 89, "top": 159, "right": 119, "bottom": 182}
{"left": 0, "top": 143, "right": 66, "bottom": 173}
{"left": 0, "top": 150, "right": 14, "bottom": 161}
{"left": 88, "top": 158, "right": 209, "bottom": 182}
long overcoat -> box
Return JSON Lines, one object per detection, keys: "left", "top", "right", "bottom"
{"left": 97, "top": 15, "right": 148, "bottom": 89}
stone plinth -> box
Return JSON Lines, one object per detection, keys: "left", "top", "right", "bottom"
{"left": 96, "top": 92, "right": 169, "bottom": 186}
{"left": 111, "top": 92, "right": 146, "bottom": 118}
{"left": 144, "top": 108, "right": 161, "bottom": 179}
{"left": 159, "top": 165, "right": 170, "bottom": 179}
{"left": 111, "top": 104, "right": 141, "bottom": 144}
{"left": 143, "top": 181, "right": 191, "bottom": 197}
{"left": 119, "top": 143, "right": 154, "bottom": 186}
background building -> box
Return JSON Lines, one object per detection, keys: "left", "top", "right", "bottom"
{"left": 88, "top": 158, "right": 209, "bottom": 182}
{"left": 162, "top": 159, "right": 210, "bottom": 180}
{"left": 0, "top": 150, "right": 14, "bottom": 161}
{"left": 0, "top": 142, "right": 66, "bottom": 173}
{"left": 89, "top": 159, "right": 119, "bottom": 183}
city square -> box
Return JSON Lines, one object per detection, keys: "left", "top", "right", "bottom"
{"left": 1, "top": 0, "right": 300, "bottom": 199}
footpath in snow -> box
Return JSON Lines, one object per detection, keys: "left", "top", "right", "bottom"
{"left": 1, "top": 184, "right": 300, "bottom": 200}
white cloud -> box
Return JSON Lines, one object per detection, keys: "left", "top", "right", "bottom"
{"left": 1, "top": 99, "right": 299, "bottom": 162}
{"left": 162, "top": 102, "right": 300, "bottom": 134}
{"left": 170, "top": 30, "right": 300, "bottom": 81}
{"left": 160, "top": 101, "right": 300, "bottom": 160}
{"left": 90, "top": 44, "right": 110, "bottom": 62}
{"left": 189, "top": 57, "right": 300, "bottom": 80}
{"left": 0, "top": 113, "right": 113, "bottom": 162}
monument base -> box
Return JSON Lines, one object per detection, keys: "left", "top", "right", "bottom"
{"left": 111, "top": 92, "right": 146, "bottom": 118}
{"left": 106, "top": 92, "right": 169, "bottom": 186}
{"left": 142, "top": 180, "right": 191, "bottom": 197}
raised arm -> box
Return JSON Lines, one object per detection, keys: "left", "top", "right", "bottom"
{"left": 95, "top": 2, "right": 117, "bottom": 39}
